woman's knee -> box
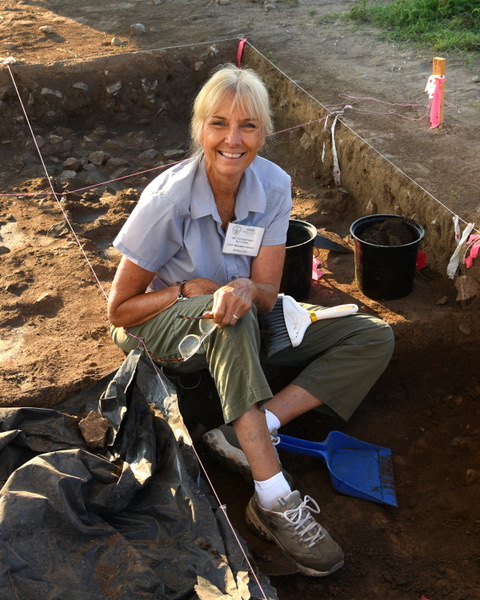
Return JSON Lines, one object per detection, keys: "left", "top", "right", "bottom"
{"left": 373, "top": 318, "right": 395, "bottom": 351}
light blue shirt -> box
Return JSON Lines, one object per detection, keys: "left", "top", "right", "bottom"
{"left": 113, "top": 154, "right": 292, "bottom": 291}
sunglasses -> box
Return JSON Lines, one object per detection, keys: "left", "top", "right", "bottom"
{"left": 177, "top": 316, "right": 217, "bottom": 360}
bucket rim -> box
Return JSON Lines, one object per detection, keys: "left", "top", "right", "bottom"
{"left": 350, "top": 213, "right": 425, "bottom": 249}
{"left": 286, "top": 218, "right": 317, "bottom": 249}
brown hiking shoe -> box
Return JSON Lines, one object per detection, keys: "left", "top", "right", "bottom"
{"left": 245, "top": 490, "right": 344, "bottom": 577}
{"left": 202, "top": 424, "right": 294, "bottom": 487}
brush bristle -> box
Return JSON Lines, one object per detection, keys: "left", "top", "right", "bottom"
{"left": 260, "top": 299, "right": 292, "bottom": 357}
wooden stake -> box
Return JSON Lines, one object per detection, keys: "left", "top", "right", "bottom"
{"left": 433, "top": 57, "right": 446, "bottom": 125}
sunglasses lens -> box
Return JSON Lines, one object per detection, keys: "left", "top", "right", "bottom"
{"left": 178, "top": 334, "right": 201, "bottom": 360}
{"left": 178, "top": 320, "right": 216, "bottom": 360}
{"left": 199, "top": 319, "right": 217, "bottom": 335}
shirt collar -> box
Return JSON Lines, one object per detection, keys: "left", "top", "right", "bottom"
{"left": 190, "top": 156, "right": 267, "bottom": 221}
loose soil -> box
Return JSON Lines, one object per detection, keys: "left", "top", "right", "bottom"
{"left": 358, "top": 218, "right": 417, "bottom": 246}
{"left": 1, "top": 2, "right": 480, "bottom": 600}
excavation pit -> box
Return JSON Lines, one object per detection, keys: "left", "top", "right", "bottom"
{"left": 1, "top": 41, "right": 479, "bottom": 600}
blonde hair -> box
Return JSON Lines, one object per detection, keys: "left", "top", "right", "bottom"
{"left": 190, "top": 64, "right": 273, "bottom": 156}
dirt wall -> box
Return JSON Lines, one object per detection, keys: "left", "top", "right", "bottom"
{"left": 0, "top": 43, "right": 235, "bottom": 136}
{"left": 1, "top": 42, "right": 460, "bottom": 275}
{"left": 244, "top": 47, "right": 456, "bottom": 274}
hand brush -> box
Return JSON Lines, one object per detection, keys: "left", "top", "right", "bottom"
{"left": 262, "top": 294, "right": 359, "bottom": 357}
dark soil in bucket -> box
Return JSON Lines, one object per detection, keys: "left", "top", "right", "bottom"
{"left": 359, "top": 218, "right": 416, "bottom": 246}
{"left": 286, "top": 222, "right": 314, "bottom": 246}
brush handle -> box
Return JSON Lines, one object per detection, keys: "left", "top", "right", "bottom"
{"left": 308, "top": 303, "right": 359, "bottom": 322}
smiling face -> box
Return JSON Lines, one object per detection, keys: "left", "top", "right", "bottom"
{"left": 200, "top": 98, "right": 266, "bottom": 190}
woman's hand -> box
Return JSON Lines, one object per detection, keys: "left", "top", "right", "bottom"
{"left": 108, "top": 258, "right": 224, "bottom": 328}
{"left": 210, "top": 243, "right": 286, "bottom": 327}
{"left": 211, "top": 278, "right": 255, "bottom": 327}
{"left": 182, "top": 278, "right": 221, "bottom": 298}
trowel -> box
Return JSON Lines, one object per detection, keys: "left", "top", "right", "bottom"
{"left": 314, "top": 230, "right": 352, "bottom": 253}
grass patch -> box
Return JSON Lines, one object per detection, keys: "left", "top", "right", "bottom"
{"left": 349, "top": 0, "right": 480, "bottom": 53}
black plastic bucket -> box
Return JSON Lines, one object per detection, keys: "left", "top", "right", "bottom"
{"left": 350, "top": 214, "right": 425, "bottom": 300}
{"left": 280, "top": 219, "right": 317, "bottom": 301}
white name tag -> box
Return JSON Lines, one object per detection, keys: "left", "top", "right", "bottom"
{"left": 222, "top": 223, "right": 265, "bottom": 257}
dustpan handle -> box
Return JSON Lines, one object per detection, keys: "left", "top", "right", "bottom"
{"left": 276, "top": 434, "right": 328, "bottom": 462}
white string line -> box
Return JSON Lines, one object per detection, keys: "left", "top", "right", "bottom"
{"left": 139, "top": 349, "right": 269, "bottom": 598}
{"left": 244, "top": 40, "right": 477, "bottom": 233}
{"left": 4, "top": 62, "right": 109, "bottom": 301}
{"left": 2, "top": 32, "right": 471, "bottom": 591}
{"left": 3, "top": 53, "right": 271, "bottom": 599}
{"left": 42, "top": 36, "right": 243, "bottom": 67}
{"left": 3, "top": 35, "right": 475, "bottom": 234}
{"left": 3, "top": 34, "right": 476, "bottom": 235}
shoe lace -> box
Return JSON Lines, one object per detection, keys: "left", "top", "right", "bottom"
{"left": 270, "top": 429, "right": 280, "bottom": 446}
{"left": 283, "top": 495, "right": 325, "bottom": 548}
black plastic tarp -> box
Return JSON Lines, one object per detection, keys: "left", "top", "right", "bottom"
{"left": 0, "top": 350, "right": 277, "bottom": 600}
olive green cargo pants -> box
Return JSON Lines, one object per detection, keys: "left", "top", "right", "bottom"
{"left": 111, "top": 294, "right": 394, "bottom": 423}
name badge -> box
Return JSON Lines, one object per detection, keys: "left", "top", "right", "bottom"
{"left": 222, "top": 223, "right": 265, "bottom": 257}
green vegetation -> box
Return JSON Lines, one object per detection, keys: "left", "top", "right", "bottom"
{"left": 349, "top": 0, "right": 480, "bottom": 52}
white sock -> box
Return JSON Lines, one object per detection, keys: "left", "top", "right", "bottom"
{"left": 265, "top": 409, "right": 281, "bottom": 433}
{"left": 254, "top": 472, "right": 292, "bottom": 510}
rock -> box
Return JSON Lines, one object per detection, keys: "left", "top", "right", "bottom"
{"left": 45, "top": 134, "right": 63, "bottom": 147}
{"left": 106, "top": 81, "right": 122, "bottom": 95}
{"left": 111, "top": 37, "right": 123, "bottom": 47}
{"left": 5, "top": 282, "right": 27, "bottom": 295}
{"left": 138, "top": 148, "right": 157, "bottom": 162}
{"left": 39, "top": 25, "right": 54, "bottom": 34}
{"left": 111, "top": 166, "right": 131, "bottom": 180}
{"left": 88, "top": 150, "right": 111, "bottom": 166}
{"left": 33, "top": 292, "right": 63, "bottom": 316}
{"left": 103, "top": 139, "right": 128, "bottom": 153}
{"left": 129, "top": 23, "right": 146, "bottom": 35}
{"left": 63, "top": 157, "right": 82, "bottom": 172}
{"left": 451, "top": 436, "right": 476, "bottom": 449}
{"left": 300, "top": 131, "right": 313, "bottom": 150}
{"left": 59, "top": 169, "right": 77, "bottom": 181}
{"left": 72, "top": 82, "right": 89, "bottom": 92}
{"left": 452, "top": 394, "right": 464, "bottom": 406}
{"left": 163, "top": 148, "right": 185, "bottom": 159}
{"left": 106, "top": 157, "right": 129, "bottom": 172}
{"left": 458, "top": 323, "right": 471, "bottom": 335}
{"left": 78, "top": 410, "right": 110, "bottom": 449}
{"left": 54, "top": 126, "right": 73, "bottom": 137}
{"left": 46, "top": 221, "right": 70, "bottom": 238}
{"left": 41, "top": 88, "right": 64, "bottom": 99}
{"left": 465, "top": 469, "right": 480, "bottom": 486}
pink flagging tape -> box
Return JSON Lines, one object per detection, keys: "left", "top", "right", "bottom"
{"left": 236, "top": 37, "right": 247, "bottom": 67}
{"left": 429, "top": 75, "right": 445, "bottom": 129}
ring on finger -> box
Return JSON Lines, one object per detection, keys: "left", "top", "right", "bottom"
{"left": 232, "top": 313, "right": 240, "bottom": 320}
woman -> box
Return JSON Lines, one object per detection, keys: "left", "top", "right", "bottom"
{"left": 108, "top": 64, "right": 394, "bottom": 577}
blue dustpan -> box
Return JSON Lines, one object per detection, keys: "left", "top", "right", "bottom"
{"left": 277, "top": 431, "right": 397, "bottom": 507}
